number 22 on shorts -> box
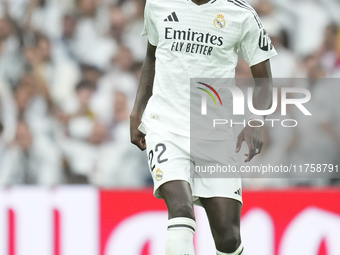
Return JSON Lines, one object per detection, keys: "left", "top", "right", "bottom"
{"left": 148, "top": 143, "right": 168, "bottom": 171}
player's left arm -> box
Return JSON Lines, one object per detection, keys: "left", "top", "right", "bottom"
{"left": 235, "top": 59, "right": 273, "bottom": 162}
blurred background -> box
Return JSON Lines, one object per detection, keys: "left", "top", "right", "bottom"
{"left": 0, "top": 0, "right": 150, "bottom": 187}
{"left": 0, "top": 0, "right": 339, "bottom": 188}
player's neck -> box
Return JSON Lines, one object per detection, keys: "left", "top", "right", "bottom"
{"left": 191, "top": 0, "right": 211, "bottom": 6}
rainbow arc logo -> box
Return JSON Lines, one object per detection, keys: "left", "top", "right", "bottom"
{"left": 196, "top": 82, "right": 223, "bottom": 106}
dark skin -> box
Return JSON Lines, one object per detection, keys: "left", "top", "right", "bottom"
{"left": 130, "top": 42, "right": 155, "bottom": 151}
{"left": 131, "top": 0, "right": 274, "bottom": 248}
{"left": 130, "top": 41, "right": 273, "bottom": 253}
{"left": 191, "top": 0, "right": 214, "bottom": 5}
{"left": 236, "top": 59, "right": 273, "bottom": 162}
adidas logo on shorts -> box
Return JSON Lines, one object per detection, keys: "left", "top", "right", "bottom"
{"left": 234, "top": 188, "right": 241, "bottom": 196}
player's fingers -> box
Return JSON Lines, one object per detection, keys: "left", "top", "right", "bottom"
{"left": 257, "top": 140, "right": 264, "bottom": 154}
{"left": 131, "top": 132, "right": 146, "bottom": 151}
{"left": 252, "top": 137, "right": 263, "bottom": 155}
{"left": 136, "top": 136, "right": 146, "bottom": 151}
{"left": 235, "top": 133, "right": 243, "bottom": 153}
{"left": 255, "top": 147, "right": 261, "bottom": 155}
{"left": 245, "top": 139, "right": 255, "bottom": 162}
{"left": 134, "top": 141, "right": 146, "bottom": 151}
{"left": 132, "top": 140, "right": 144, "bottom": 150}
{"left": 139, "top": 137, "right": 146, "bottom": 151}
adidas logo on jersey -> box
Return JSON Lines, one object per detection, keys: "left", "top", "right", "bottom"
{"left": 164, "top": 12, "right": 179, "bottom": 22}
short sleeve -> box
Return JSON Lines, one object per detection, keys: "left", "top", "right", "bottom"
{"left": 141, "top": 0, "right": 159, "bottom": 46}
{"left": 239, "top": 14, "right": 277, "bottom": 67}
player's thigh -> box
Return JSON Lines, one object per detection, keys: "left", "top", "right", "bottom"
{"left": 200, "top": 197, "right": 242, "bottom": 244}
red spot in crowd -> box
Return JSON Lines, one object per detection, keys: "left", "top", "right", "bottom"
{"left": 54, "top": 209, "right": 61, "bottom": 255}
{"left": 8, "top": 209, "right": 16, "bottom": 255}
{"left": 317, "top": 238, "right": 328, "bottom": 255}
{"left": 141, "top": 240, "right": 151, "bottom": 255}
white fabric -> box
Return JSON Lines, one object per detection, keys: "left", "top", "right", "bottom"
{"left": 68, "top": 117, "right": 94, "bottom": 139}
{"left": 271, "top": 0, "right": 333, "bottom": 56}
{"left": 0, "top": 0, "right": 29, "bottom": 21}
{"left": 49, "top": 57, "right": 81, "bottom": 106}
{"left": 141, "top": 0, "right": 277, "bottom": 138}
{"left": 73, "top": 18, "right": 117, "bottom": 70}
{"left": 90, "top": 121, "right": 149, "bottom": 188}
{"left": 90, "top": 71, "right": 137, "bottom": 126}
{"left": 123, "top": 19, "right": 148, "bottom": 62}
{"left": 30, "top": 2, "right": 64, "bottom": 39}
{"left": 269, "top": 47, "right": 301, "bottom": 78}
{"left": 61, "top": 120, "right": 149, "bottom": 185}
{"left": 166, "top": 217, "right": 196, "bottom": 255}
{"left": 21, "top": 96, "right": 54, "bottom": 137}
{"left": 0, "top": 136, "right": 63, "bottom": 186}
{"left": 0, "top": 78, "right": 17, "bottom": 143}
{"left": 144, "top": 124, "right": 242, "bottom": 205}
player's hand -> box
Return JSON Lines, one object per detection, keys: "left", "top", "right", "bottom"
{"left": 235, "top": 122, "right": 263, "bottom": 162}
{"left": 130, "top": 112, "right": 146, "bottom": 151}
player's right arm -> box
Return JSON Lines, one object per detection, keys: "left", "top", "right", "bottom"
{"left": 235, "top": 8, "right": 277, "bottom": 162}
{"left": 130, "top": 42, "right": 156, "bottom": 151}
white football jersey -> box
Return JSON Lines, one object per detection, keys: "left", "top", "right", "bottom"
{"left": 140, "top": 0, "right": 277, "bottom": 139}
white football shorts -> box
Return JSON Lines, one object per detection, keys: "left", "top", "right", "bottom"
{"left": 141, "top": 124, "right": 242, "bottom": 206}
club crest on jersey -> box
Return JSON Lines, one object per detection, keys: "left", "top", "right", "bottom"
{"left": 214, "top": 14, "right": 225, "bottom": 29}
{"left": 155, "top": 168, "right": 163, "bottom": 181}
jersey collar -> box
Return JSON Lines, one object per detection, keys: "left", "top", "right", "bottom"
{"left": 187, "top": 0, "right": 218, "bottom": 8}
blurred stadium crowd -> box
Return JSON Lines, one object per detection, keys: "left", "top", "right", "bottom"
{"left": 0, "top": 0, "right": 339, "bottom": 188}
